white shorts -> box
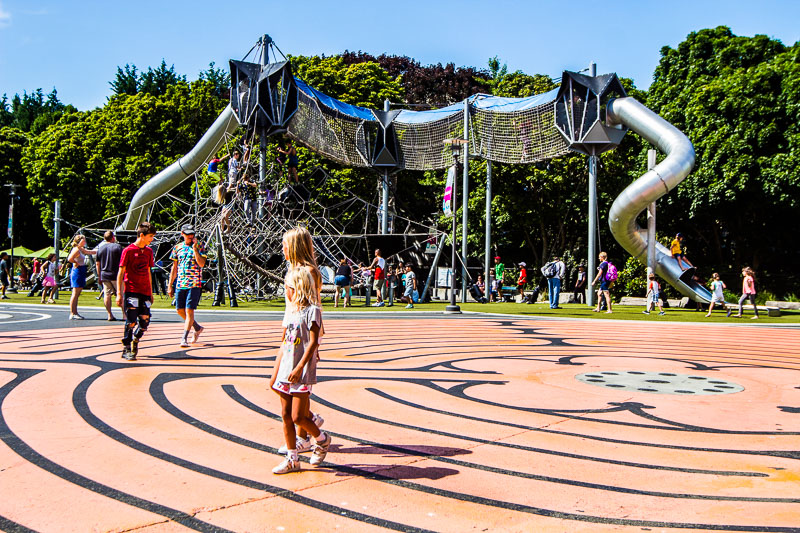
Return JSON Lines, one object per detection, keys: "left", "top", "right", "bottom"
{"left": 272, "top": 381, "right": 313, "bottom": 395}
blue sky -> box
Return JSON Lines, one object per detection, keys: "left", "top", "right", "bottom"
{"left": 2, "top": 0, "right": 800, "bottom": 111}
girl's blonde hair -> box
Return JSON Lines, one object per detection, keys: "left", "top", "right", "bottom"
{"left": 283, "top": 227, "right": 322, "bottom": 303}
{"left": 285, "top": 267, "right": 316, "bottom": 310}
{"left": 711, "top": 272, "right": 720, "bottom": 280}
{"left": 744, "top": 267, "right": 755, "bottom": 278}
{"left": 71, "top": 234, "right": 85, "bottom": 248}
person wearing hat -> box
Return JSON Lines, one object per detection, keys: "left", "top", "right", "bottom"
{"left": 670, "top": 232, "right": 694, "bottom": 271}
{"left": 517, "top": 262, "right": 528, "bottom": 301}
{"left": 168, "top": 224, "right": 208, "bottom": 348}
{"left": 494, "top": 256, "right": 504, "bottom": 286}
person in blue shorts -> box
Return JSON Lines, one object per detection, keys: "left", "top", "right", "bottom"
{"left": 592, "top": 251, "right": 613, "bottom": 314}
{"left": 168, "top": 224, "right": 207, "bottom": 348}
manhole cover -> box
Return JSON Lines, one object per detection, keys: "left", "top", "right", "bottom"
{"left": 576, "top": 371, "right": 744, "bottom": 395}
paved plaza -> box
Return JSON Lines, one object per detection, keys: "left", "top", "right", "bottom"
{"left": 0, "top": 306, "right": 799, "bottom": 532}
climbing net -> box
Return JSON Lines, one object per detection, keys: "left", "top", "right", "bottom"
{"left": 77, "top": 141, "right": 443, "bottom": 302}
{"left": 286, "top": 83, "right": 571, "bottom": 170}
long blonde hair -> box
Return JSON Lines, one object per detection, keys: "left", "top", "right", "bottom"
{"left": 283, "top": 227, "right": 322, "bottom": 301}
{"left": 285, "top": 266, "right": 316, "bottom": 310}
{"left": 71, "top": 234, "right": 85, "bottom": 248}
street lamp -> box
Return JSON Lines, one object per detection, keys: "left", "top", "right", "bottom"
{"left": 4, "top": 183, "right": 18, "bottom": 293}
{"left": 444, "top": 139, "right": 466, "bottom": 314}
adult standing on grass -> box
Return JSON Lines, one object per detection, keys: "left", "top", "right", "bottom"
{"left": 592, "top": 251, "right": 613, "bottom": 314}
{"left": 117, "top": 222, "right": 156, "bottom": 361}
{"left": 728, "top": 267, "right": 759, "bottom": 319}
{"left": 573, "top": 265, "right": 587, "bottom": 304}
{"left": 0, "top": 252, "right": 9, "bottom": 300}
{"left": 67, "top": 234, "right": 97, "bottom": 320}
{"left": 96, "top": 231, "right": 123, "bottom": 321}
{"left": 168, "top": 224, "right": 207, "bottom": 348}
{"left": 366, "top": 249, "right": 386, "bottom": 307}
{"left": 333, "top": 257, "right": 352, "bottom": 308}
{"left": 547, "top": 256, "right": 565, "bottom": 309}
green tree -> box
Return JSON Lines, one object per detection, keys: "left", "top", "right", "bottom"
{"left": 22, "top": 79, "right": 227, "bottom": 233}
{"left": 0, "top": 127, "right": 48, "bottom": 248}
{"left": 110, "top": 64, "right": 139, "bottom": 96}
{"left": 648, "top": 27, "right": 800, "bottom": 295}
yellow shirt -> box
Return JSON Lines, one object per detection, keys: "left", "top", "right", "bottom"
{"left": 670, "top": 238, "right": 682, "bottom": 255}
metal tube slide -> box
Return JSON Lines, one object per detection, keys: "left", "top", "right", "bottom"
{"left": 118, "top": 105, "right": 239, "bottom": 230}
{"left": 606, "top": 97, "right": 713, "bottom": 303}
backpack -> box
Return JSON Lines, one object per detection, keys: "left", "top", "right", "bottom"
{"left": 541, "top": 262, "right": 558, "bottom": 278}
{"left": 605, "top": 262, "right": 618, "bottom": 282}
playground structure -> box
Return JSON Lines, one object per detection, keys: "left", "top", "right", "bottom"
{"left": 116, "top": 35, "right": 713, "bottom": 304}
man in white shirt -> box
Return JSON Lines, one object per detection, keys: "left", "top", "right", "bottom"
{"left": 548, "top": 256, "right": 566, "bottom": 309}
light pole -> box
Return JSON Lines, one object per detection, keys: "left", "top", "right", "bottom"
{"left": 4, "top": 184, "right": 18, "bottom": 292}
{"left": 444, "top": 139, "right": 466, "bottom": 314}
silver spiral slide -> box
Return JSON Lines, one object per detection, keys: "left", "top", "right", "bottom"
{"left": 606, "top": 97, "right": 712, "bottom": 303}
{"left": 118, "top": 105, "right": 239, "bottom": 231}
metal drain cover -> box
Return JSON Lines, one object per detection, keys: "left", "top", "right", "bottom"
{"left": 576, "top": 371, "right": 744, "bottom": 395}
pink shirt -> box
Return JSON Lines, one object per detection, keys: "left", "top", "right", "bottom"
{"left": 742, "top": 275, "right": 755, "bottom": 295}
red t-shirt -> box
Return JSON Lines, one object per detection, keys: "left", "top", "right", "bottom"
{"left": 120, "top": 243, "right": 154, "bottom": 295}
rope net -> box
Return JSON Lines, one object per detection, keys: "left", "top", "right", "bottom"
{"left": 284, "top": 80, "right": 571, "bottom": 170}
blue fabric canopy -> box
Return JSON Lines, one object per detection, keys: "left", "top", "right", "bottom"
{"left": 294, "top": 78, "right": 375, "bottom": 121}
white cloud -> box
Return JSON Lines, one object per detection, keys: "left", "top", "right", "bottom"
{"left": 0, "top": 2, "right": 10, "bottom": 28}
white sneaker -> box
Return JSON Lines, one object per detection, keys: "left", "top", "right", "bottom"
{"left": 376, "top": 302, "right": 385, "bottom": 307}
{"left": 192, "top": 326, "right": 204, "bottom": 343}
{"left": 405, "top": 304, "right": 414, "bottom": 309}
{"left": 278, "top": 437, "right": 314, "bottom": 454}
{"left": 180, "top": 338, "right": 191, "bottom": 348}
{"left": 309, "top": 433, "right": 331, "bottom": 466}
{"left": 69, "top": 314, "right": 84, "bottom": 320}
{"left": 272, "top": 457, "right": 301, "bottom": 475}
{"left": 311, "top": 412, "right": 324, "bottom": 429}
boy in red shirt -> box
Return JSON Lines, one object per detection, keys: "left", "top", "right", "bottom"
{"left": 116, "top": 222, "right": 157, "bottom": 361}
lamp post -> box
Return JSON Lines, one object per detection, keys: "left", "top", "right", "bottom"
{"left": 4, "top": 183, "right": 18, "bottom": 293}
{"left": 444, "top": 139, "right": 466, "bottom": 314}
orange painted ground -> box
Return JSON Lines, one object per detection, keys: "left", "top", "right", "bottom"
{"left": 1, "top": 317, "right": 799, "bottom": 532}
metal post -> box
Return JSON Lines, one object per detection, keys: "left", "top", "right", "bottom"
{"left": 587, "top": 155, "right": 597, "bottom": 306}
{"left": 586, "top": 61, "right": 597, "bottom": 306}
{"left": 646, "top": 149, "right": 657, "bottom": 276}
{"left": 445, "top": 155, "right": 461, "bottom": 314}
{"left": 381, "top": 99, "right": 390, "bottom": 235}
{"left": 461, "top": 99, "right": 469, "bottom": 302}
{"left": 6, "top": 184, "right": 15, "bottom": 292}
{"left": 53, "top": 201, "right": 61, "bottom": 300}
{"left": 212, "top": 225, "right": 225, "bottom": 306}
{"left": 422, "top": 232, "right": 445, "bottom": 303}
{"left": 484, "top": 161, "right": 492, "bottom": 302}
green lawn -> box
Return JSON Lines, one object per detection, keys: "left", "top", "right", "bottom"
{"left": 4, "top": 289, "right": 798, "bottom": 324}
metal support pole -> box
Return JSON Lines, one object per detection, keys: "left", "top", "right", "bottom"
{"left": 586, "top": 61, "right": 598, "bottom": 307}
{"left": 53, "top": 201, "right": 61, "bottom": 300}
{"left": 646, "top": 149, "right": 657, "bottom": 276}
{"left": 445, "top": 156, "right": 461, "bottom": 314}
{"left": 461, "top": 99, "right": 469, "bottom": 303}
{"left": 381, "top": 99, "right": 390, "bottom": 235}
{"left": 422, "top": 232, "right": 445, "bottom": 303}
{"left": 212, "top": 225, "right": 225, "bottom": 306}
{"left": 7, "top": 184, "right": 16, "bottom": 292}
{"left": 587, "top": 155, "right": 597, "bottom": 306}
{"left": 484, "top": 160, "right": 492, "bottom": 302}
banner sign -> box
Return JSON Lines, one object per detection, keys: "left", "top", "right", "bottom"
{"left": 442, "top": 165, "right": 455, "bottom": 217}
{"left": 7, "top": 205, "right": 11, "bottom": 239}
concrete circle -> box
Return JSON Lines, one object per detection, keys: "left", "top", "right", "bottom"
{"left": 576, "top": 371, "right": 744, "bottom": 395}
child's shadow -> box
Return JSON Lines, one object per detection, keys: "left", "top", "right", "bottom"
{"left": 331, "top": 443, "right": 470, "bottom": 458}
{"left": 328, "top": 444, "right": 467, "bottom": 480}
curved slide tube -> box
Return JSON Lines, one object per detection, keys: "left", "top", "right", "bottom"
{"left": 606, "top": 97, "right": 712, "bottom": 303}
{"left": 118, "top": 105, "right": 239, "bottom": 230}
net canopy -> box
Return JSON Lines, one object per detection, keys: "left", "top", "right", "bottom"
{"left": 234, "top": 60, "right": 575, "bottom": 170}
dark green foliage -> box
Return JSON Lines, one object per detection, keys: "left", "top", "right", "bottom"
{"left": 647, "top": 26, "right": 800, "bottom": 296}
{"left": 109, "top": 60, "right": 187, "bottom": 97}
